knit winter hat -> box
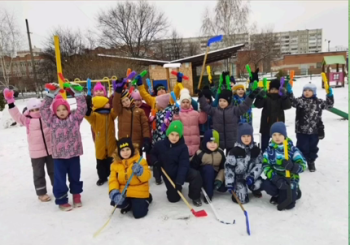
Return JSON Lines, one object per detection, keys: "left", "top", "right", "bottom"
{"left": 203, "top": 129, "right": 220, "bottom": 146}
{"left": 117, "top": 137, "right": 135, "bottom": 159}
{"left": 52, "top": 94, "right": 71, "bottom": 114}
{"left": 93, "top": 82, "right": 107, "bottom": 96}
{"left": 230, "top": 76, "right": 236, "bottom": 84}
{"left": 156, "top": 93, "right": 170, "bottom": 109}
{"left": 237, "top": 123, "right": 254, "bottom": 144}
{"left": 270, "top": 121, "right": 287, "bottom": 138}
{"left": 92, "top": 96, "right": 109, "bottom": 111}
{"left": 26, "top": 98, "right": 42, "bottom": 111}
{"left": 121, "top": 90, "right": 134, "bottom": 104}
{"left": 303, "top": 82, "right": 317, "bottom": 95}
{"left": 269, "top": 79, "right": 280, "bottom": 91}
{"left": 202, "top": 86, "right": 213, "bottom": 103}
{"left": 166, "top": 120, "right": 184, "bottom": 138}
{"left": 232, "top": 83, "right": 246, "bottom": 92}
{"left": 131, "top": 90, "right": 142, "bottom": 101}
{"left": 179, "top": 88, "right": 191, "bottom": 104}
{"left": 218, "top": 89, "right": 232, "bottom": 104}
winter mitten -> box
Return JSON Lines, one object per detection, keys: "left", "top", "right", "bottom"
{"left": 271, "top": 176, "right": 289, "bottom": 190}
{"left": 327, "top": 87, "right": 333, "bottom": 97}
{"left": 229, "top": 147, "right": 246, "bottom": 158}
{"left": 85, "top": 95, "right": 93, "bottom": 116}
{"left": 136, "top": 75, "right": 143, "bottom": 86}
{"left": 250, "top": 68, "right": 259, "bottom": 83}
{"left": 214, "top": 180, "right": 223, "bottom": 190}
{"left": 109, "top": 190, "right": 124, "bottom": 205}
{"left": 142, "top": 138, "right": 151, "bottom": 153}
{"left": 279, "top": 87, "right": 287, "bottom": 97}
{"left": 3, "top": 88, "right": 15, "bottom": 104}
{"left": 177, "top": 72, "right": 183, "bottom": 83}
{"left": 250, "top": 145, "right": 261, "bottom": 158}
{"left": 114, "top": 79, "right": 126, "bottom": 93}
{"left": 245, "top": 176, "right": 254, "bottom": 187}
{"left": 175, "top": 183, "right": 182, "bottom": 191}
{"left": 132, "top": 162, "right": 144, "bottom": 177}
{"left": 45, "top": 83, "right": 61, "bottom": 98}
{"left": 281, "top": 159, "right": 300, "bottom": 174}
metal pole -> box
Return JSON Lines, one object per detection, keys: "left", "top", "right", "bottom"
{"left": 54, "top": 35, "right": 66, "bottom": 98}
{"left": 328, "top": 41, "right": 330, "bottom": 52}
{"left": 25, "top": 19, "right": 40, "bottom": 96}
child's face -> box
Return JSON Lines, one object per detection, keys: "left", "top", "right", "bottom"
{"left": 272, "top": 133, "right": 285, "bottom": 144}
{"left": 29, "top": 108, "right": 40, "bottom": 116}
{"left": 181, "top": 99, "right": 191, "bottom": 110}
{"left": 94, "top": 90, "right": 104, "bottom": 97}
{"left": 56, "top": 105, "right": 69, "bottom": 119}
{"left": 269, "top": 88, "right": 279, "bottom": 94}
{"left": 134, "top": 99, "right": 142, "bottom": 108}
{"left": 219, "top": 99, "right": 229, "bottom": 109}
{"left": 206, "top": 141, "right": 218, "bottom": 151}
{"left": 168, "top": 132, "right": 180, "bottom": 144}
{"left": 29, "top": 108, "right": 40, "bottom": 113}
{"left": 121, "top": 97, "right": 131, "bottom": 108}
{"left": 157, "top": 89, "right": 166, "bottom": 96}
{"left": 236, "top": 88, "right": 245, "bottom": 97}
{"left": 241, "top": 135, "right": 252, "bottom": 145}
{"left": 303, "top": 89, "right": 314, "bottom": 98}
{"left": 120, "top": 147, "right": 132, "bottom": 159}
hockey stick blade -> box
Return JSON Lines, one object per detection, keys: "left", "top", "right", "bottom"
{"left": 191, "top": 209, "right": 207, "bottom": 217}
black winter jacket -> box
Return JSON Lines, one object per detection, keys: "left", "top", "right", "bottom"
{"left": 254, "top": 93, "right": 291, "bottom": 135}
{"left": 150, "top": 137, "right": 189, "bottom": 185}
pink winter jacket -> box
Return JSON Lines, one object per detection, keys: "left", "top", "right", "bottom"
{"left": 173, "top": 107, "right": 207, "bottom": 156}
{"left": 9, "top": 106, "right": 52, "bottom": 159}
{"left": 40, "top": 95, "right": 87, "bottom": 159}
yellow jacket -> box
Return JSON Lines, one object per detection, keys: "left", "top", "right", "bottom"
{"left": 108, "top": 153, "right": 151, "bottom": 199}
{"left": 85, "top": 105, "right": 117, "bottom": 160}
{"left": 138, "top": 83, "right": 183, "bottom": 111}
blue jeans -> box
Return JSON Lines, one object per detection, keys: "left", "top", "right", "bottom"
{"left": 117, "top": 198, "right": 149, "bottom": 219}
{"left": 200, "top": 165, "right": 227, "bottom": 199}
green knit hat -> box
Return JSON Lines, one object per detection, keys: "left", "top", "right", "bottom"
{"left": 166, "top": 121, "right": 184, "bottom": 138}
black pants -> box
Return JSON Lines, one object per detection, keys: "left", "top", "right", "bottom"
{"left": 296, "top": 133, "right": 319, "bottom": 162}
{"left": 261, "top": 133, "right": 270, "bottom": 153}
{"left": 162, "top": 168, "right": 202, "bottom": 202}
{"left": 96, "top": 157, "right": 113, "bottom": 181}
{"left": 153, "top": 165, "right": 161, "bottom": 181}
{"left": 117, "top": 197, "right": 149, "bottom": 219}
{"left": 31, "top": 155, "right": 54, "bottom": 196}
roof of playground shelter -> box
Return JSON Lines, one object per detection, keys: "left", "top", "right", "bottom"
{"left": 97, "top": 43, "right": 245, "bottom": 67}
{"left": 323, "top": 55, "right": 347, "bottom": 65}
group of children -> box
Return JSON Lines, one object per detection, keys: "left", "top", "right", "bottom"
{"left": 2, "top": 68, "right": 334, "bottom": 217}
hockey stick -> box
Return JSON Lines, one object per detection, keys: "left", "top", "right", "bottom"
{"left": 201, "top": 188, "right": 235, "bottom": 225}
{"left": 93, "top": 156, "right": 143, "bottom": 238}
{"left": 277, "top": 141, "right": 293, "bottom": 211}
{"left": 231, "top": 191, "right": 250, "bottom": 236}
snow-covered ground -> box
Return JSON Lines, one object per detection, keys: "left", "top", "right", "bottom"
{"left": 0, "top": 76, "right": 348, "bottom": 245}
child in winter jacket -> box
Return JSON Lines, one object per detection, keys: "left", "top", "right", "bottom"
{"left": 112, "top": 80, "right": 151, "bottom": 154}
{"left": 40, "top": 84, "right": 87, "bottom": 211}
{"left": 289, "top": 82, "right": 334, "bottom": 172}
{"left": 254, "top": 79, "right": 291, "bottom": 153}
{"left": 225, "top": 123, "right": 263, "bottom": 204}
{"left": 3, "top": 90, "right": 54, "bottom": 202}
{"left": 131, "top": 89, "right": 151, "bottom": 117}
{"left": 150, "top": 121, "right": 203, "bottom": 207}
{"left": 199, "top": 86, "right": 214, "bottom": 135}
{"left": 261, "top": 122, "right": 306, "bottom": 211}
{"left": 85, "top": 96, "right": 117, "bottom": 186}
{"left": 232, "top": 83, "right": 252, "bottom": 125}
{"left": 191, "top": 129, "right": 226, "bottom": 203}
{"left": 198, "top": 88, "right": 260, "bottom": 153}
{"left": 173, "top": 88, "right": 207, "bottom": 156}
{"left": 109, "top": 138, "right": 152, "bottom": 219}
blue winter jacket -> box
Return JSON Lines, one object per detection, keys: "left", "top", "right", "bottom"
{"left": 150, "top": 137, "right": 190, "bottom": 185}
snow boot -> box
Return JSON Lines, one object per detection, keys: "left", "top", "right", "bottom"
{"left": 203, "top": 196, "right": 211, "bottom": 204}
{"left": 155, "top": 178, "right": 163, "bottom": 185}
{"left": 192, "top": 199, "right": 202, "bottom": 207}
{"left": 252, "top": 190, "right": 262, "bottom": 198}
{"left": 297, "top": 187, "right": 302, "bottom": 200}
{"left": 308, "top": 161, "right": 316, "bottom": 172}
{"left": 73, "top": 194, "right": 82, "bottom": 208}
{"left": 59, "top": 203, "right": 73, "bottom": 211}
{"left": 148, "top": 194, "right": 153, "bottom": 204}
{"left": 96, "top": 179, "right": 106, "bottom": 186}
{"left": 120, "top": 204, "right": 132, "bottom": 214}
{"left": 270, "top": 196, "right": 278, "bottom": 205}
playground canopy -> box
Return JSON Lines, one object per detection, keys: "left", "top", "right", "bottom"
{"left": 323, "top": 55, "right": 346, "bottom": 65}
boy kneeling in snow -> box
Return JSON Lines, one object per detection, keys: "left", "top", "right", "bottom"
{"left": 261, "top": 122, "right": 306, "bottom": 211}
{"left": 151, "top": 121, "right": 203, "bottom": 207}
{"left": 225, "top": 123, "right": 263, "bottom": 204}
{"left": 190, "top": 129, "right": 226, "bottom": 203}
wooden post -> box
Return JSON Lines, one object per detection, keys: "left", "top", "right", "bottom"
{"left": 197, "top": 46, "right": 210, "bottom": 90}
{"left": 166, "top": 68, "right": 170, "bottom": 92}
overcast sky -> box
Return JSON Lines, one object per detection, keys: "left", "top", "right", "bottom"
{"left": 0, "top": 1, "right": 348, "bottom": 52}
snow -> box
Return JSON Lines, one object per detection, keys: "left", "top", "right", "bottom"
{"left": 0, "top": 77, "right": 348, "bottom": 245}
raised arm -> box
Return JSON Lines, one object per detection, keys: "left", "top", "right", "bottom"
{"left": 8, "top": 105, "right": 27, "bottom": 126}
{"left": 40, "top": 96, "right": 55, "bottom": 127}
{"left": 232, "top": 96, "right": 254, "bottom": 116}
{"left": 72, "top": 95, "right": 87, "bottom": 123}
{"left": 112, "top": 91, "right": 123, "bottom": 116}
{"left": 138, "top": 84, "right": 156, "bottom": 108}
{"left": 198, "top": 95, "right": 215, "bottom": 117}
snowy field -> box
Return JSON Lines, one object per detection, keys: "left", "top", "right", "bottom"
{"left": 0, "top": 77, "right": 348, "bottom": 245}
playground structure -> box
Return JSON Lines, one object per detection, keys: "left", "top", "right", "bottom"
{"left": 322, "top": 55, "right": 347, "bottom": 88}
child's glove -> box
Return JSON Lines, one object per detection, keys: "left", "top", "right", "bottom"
{"left": 245, "top": 176, "right": 254, "bottom": 187}
{"left": 132, "top": 162, "right": 144, "bottom": 177}
{"left": 230, "top": 147, "right": 246, "bottom": 158}
{"left": 271, "top": 176, "right": 290, "bottom": 190}
{"left": 327, "top": 87, "right": 333, "bottom": 97}
{"left": 281, "top": 159, "right": 299, "bottom": 174}
{"left": 3, "top": 88, "right": 15, "bottom": 104}
{"left": 142, "top": 138, "right": 151, "bottom": 153}
{"left": 250, "top": 145, "right": 261, "bottom": 158}
{"left": 114, "top": 79, "right": 126, "bottom": 93}
{"left": 45, "top": 83, "right": 61, "bottom": 98}
{"left": 177, "top": 72, "right": 183, "bottom": 83}
{"left": 249, "top": 68, "right": 259, "bottom": 83}
{"left": 136, "top": 75, "right": 143, "bottom": 86}
{"left": 214, "top": 180, "right": 223, "bottom": 190}
{"left": 109, "top": 190, "right": 125, "bottom": 205}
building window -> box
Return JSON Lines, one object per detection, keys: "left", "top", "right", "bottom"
{"left": 316, "top": 62, "right": 322, "bottom": 68}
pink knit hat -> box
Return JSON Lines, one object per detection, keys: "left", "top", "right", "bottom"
{"left": 27, "top": 98, "right": 42, "bottom": 111}
{"left": 52, "top": 95, "right": 71, "bottom": 114}
{"left": 156, "top": 93, "right": 170, "bottom": 109}
{"left": 93, "top": 82, "right": 106, "bottom": 96}
{"left": 131, "top": 90, "right": 142, "bottom": 101}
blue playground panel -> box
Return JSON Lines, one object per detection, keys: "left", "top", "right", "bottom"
{"left": 152, "top": 80, "right": 168, "bottom": 91}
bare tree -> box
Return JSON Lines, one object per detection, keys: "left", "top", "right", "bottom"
{"left": 0, "top": 10, "right": 22, "bottom": 86}
{"left": 188, "top": 42, "right": 201, "bottom": 56}
{"left": 169, "top": 29, "right": 184, "bottom": 60}
{"left": 153, "top": 41, "right": 170, "bottom": 60}
{"left": 200, "top": 0, "right": 250, "bottom": 47}
{"left": 97, "top": 0, "right": 169, "bottom": 58}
